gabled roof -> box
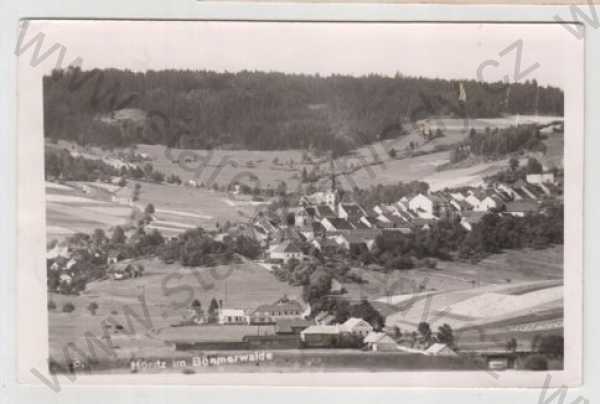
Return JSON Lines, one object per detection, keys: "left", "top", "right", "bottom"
{"left": 275, "top": 318, "right": 313, "bottom": 333}
{"left": 425, "top": 343, "right": 457, "bottom": 356}
{"left": 342, "top": 317, "right": 372, "bottom": 331}
{"left": 325, "top": 218, "right": 354, "bottom": 230}
{"left": 271, "top": 240, "right": 303, "bottom": 254}
{"left": 341, "top": 203, "right": 365, "bottom": 217}
{"left": 349, "top": 217, "right": 370, "bottom": 229}
{"left": 364, "top": 332, "right": 396, "bottom": 344}
{"left": 253, "top": 296, "right": 303, "bottom": 314}
{"left": 316, "top": 205, "right": 336, "bottom": 218}
{"left": 219, "top": 308, "right": 246, "bottom": 317}
{"left": 312, "top": 221, "right": 326, "bottom": 233}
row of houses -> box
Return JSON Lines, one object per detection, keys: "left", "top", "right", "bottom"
{"left": 185, "top": 296, "right": 306, "bottom": 326}
{"left": 300, "top": 317, "right": 457, "bottom": 355}
{"left": 253, "top": 171, "right": 561, "bottom": 262}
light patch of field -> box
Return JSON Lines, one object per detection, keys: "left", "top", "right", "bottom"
{"left": 151, "top": 220, "right": 197, "bottom": 229}
{"left": 45, "top": 181, "right": 74, "bottom": 191}
{"left": 343, "top": 246, "right": 563, "bottom": 302}
{"left": 46, "top": 225, "right": 75, "bottom": 235}
{"left": 153, "top": 208, "right": 212, "bottom": 220}
{"left": 46, "top": 193, "right": 110, "bottom": 204}
{"left": 129, "top": 182, "right": 259, "bottom": 230}
{"left": 135, "top": 144, "right": 306, "bottom": 190}
{"left": 384, "top": 279, "right": 563, "bottom": 332}
{"left": 46, "top": 181, "right": 133, "bottom": 241}
{"left": 444, "top": 286, "right": 562, "bottom": 319}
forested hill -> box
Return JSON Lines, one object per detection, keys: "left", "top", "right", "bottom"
{"left": 43, "top": 67, "right": 564, "bottom": 152}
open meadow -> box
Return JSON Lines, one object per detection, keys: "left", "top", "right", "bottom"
{"left": 125, "top": 181, "right": 267, "bottom": 234}
{"left": 342, "top": 245, "right": 563, "bottom": 302}
{"left": 46, "top": 181, "right": 134, "bottom": 242}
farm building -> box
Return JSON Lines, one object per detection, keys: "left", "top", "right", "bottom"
{"left": 364, "top": 332, "right": 398, "bottom": 352}
{"left": 300, "top": 325, "right": 341, "bottom": 347}
{"left": 218, "top": 308, "right": 249, "bottom": 325}
{"left": 341, "top": 317, "right": 374, "bottom": 337}
{"left": 275, "top": 318, "right": 313, "bottom": 335}
{"left": 408, "top": 193, "right": 437, "bottom": 218}
{"left": 250, "top": 296, "right": 304, "bottom": 324}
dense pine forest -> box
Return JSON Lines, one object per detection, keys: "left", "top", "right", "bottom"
{"left": 43, "top": 67, "right": 564, "bottom": 152}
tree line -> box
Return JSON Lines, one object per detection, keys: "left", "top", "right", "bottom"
{"left": 44, "top": 67, "right": 563, "bottom": 153}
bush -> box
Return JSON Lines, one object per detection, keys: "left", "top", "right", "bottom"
{"left": 47, "top": 300, "right": 57, "bottom": 311}
{"left": 523, "top": 355, "right": 549, "bottom": 371}
{"left": 62, "top": 302, "right": 75, "bottom": 313}
{"left": 87, "top": 301, "right": 99, "bottom": 315}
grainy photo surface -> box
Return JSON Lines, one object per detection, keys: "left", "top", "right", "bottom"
{"left": 16, "top": 20, "right": 583, "bottom": 385}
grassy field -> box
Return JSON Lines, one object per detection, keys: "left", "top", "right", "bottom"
{"left": 333, "top": 115, "right": 563, "bottom": 191}
{"left": 136, "top": 144, "right": 307, "bottom": 191}
{"left": 127, "top": 181, "right": 266, "bottom": 232}
{"left": 47, "top": 260, "right": 302, "bottom": 362}
{"left": 342, "top": 245, "right": 563, "bottom": 302}
{"left": 46, "top": 181, "right": 134, "bottom": 242}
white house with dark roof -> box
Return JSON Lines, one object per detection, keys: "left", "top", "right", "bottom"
{"left": 464, "top": 191, "right": 484, "bottom": 210}
{"left": 250, "top": 296, "right": 304, "bottom": 324}
{"left": 218, "top": 308, "right": 250, "bottom": 325}
{"left": 364, "top": 332, "right": 398, "bottom": 351}
{"left": 408, "top": 193, "right": 436, "bottom": 217}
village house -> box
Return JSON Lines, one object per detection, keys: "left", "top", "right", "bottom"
{"left": 340, "top": 317, "right": 374, "bottom": 337}
{"left": 274, "top": 318, "right": 313, "bottom": 335}
{"left": 464, "top": 191, "right": 484, "bottom": 210}
{"left": 59, "top": 273, "right": 73, "bottom": 285}
{"left": 268, "top": 240, "right": 304, "bottom": 263}
{"left": 314, "top": 204, "right": 338, "bottom": 219}
{"left": 107, "top": 249, "right": 126, "bottom": 265}
{"left": 450, "top": 197, "right": 472, "bottom": 212}
{"left": 360, "top": 215, "right": 380, "bottom": 229}
{"left": 321, "top": 217, "right": 353, "bottom": 232}
{"left": 363, "top": 332, "right": 398, "bottom": 352}
{"left": 338, "top": 203, "right": 366, "bottom": 220}
{"left": 526, "top": 172, "right": 555, "bottom": 185}
{"left": 300, "top": 325, "right": 341, "bottom": 347}
{"left": 397, "top": 197, "right": 411, "bottom": 212}
{"left": 287, "top": 206, "right": 311, "bottom": 227}
{"left": 218, "top": 308, "right": 249, "bottom": 325}
{"left": 460, "top": 211, "right": 486, "bottom": 231}
{"left": 249, "top": 296, "right": 304, "bottom": 324}
{"left": 408, "top": 193, "right": 437, "bottom": 218}
{"left": 477, "top": 194, "right": 504, "bottom": 212}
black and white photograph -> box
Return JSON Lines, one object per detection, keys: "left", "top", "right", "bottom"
{"left": 15, "top": 19, "right": 584, "bottom": 386}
